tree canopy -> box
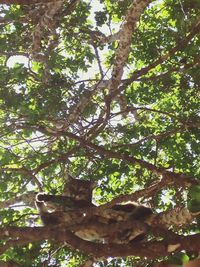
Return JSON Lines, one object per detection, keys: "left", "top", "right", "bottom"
{"left": 0, "top": 0, "right": 200, "bottom": 266}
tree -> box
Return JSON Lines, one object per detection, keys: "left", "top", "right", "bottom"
{"left": 0, "top": 0, "right": 199, "bottom": 266}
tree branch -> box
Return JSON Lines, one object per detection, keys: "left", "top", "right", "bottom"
{"left": 0, "top": 226, "right": 200, "bottom": 258}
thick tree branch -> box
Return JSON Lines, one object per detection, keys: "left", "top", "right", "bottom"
{"left": 0, "top": 226, "right": 200, "bottom": 258}
{"left": 108, "top": 0, "right": 152, "bottom": 94}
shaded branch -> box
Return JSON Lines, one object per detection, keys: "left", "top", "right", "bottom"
{"left": 0, "top": 226, "right": 200, "bottom": 258}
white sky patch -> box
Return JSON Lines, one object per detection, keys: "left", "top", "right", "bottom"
{"left": 89, "top": 0, "right": 121, "bottom": 34}
{"left": 149, "top": 0, "right": 164, "bottom": 8}
{"left": 161, "top": 189, "right": 175, "bottom": 206}
{"left": 7, "top": 55, "right": 29, "bottom": 68}
{"left": 78, "top": 0, "right": 121, "bottom": 80}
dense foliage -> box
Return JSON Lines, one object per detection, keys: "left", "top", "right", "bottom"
{"left": 0, "top": 0, "right": 200, "bottom": 266}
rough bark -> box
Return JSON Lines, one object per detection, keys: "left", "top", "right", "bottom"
{"left": 0, "top": 227, "right": 200, "bottom": 258}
